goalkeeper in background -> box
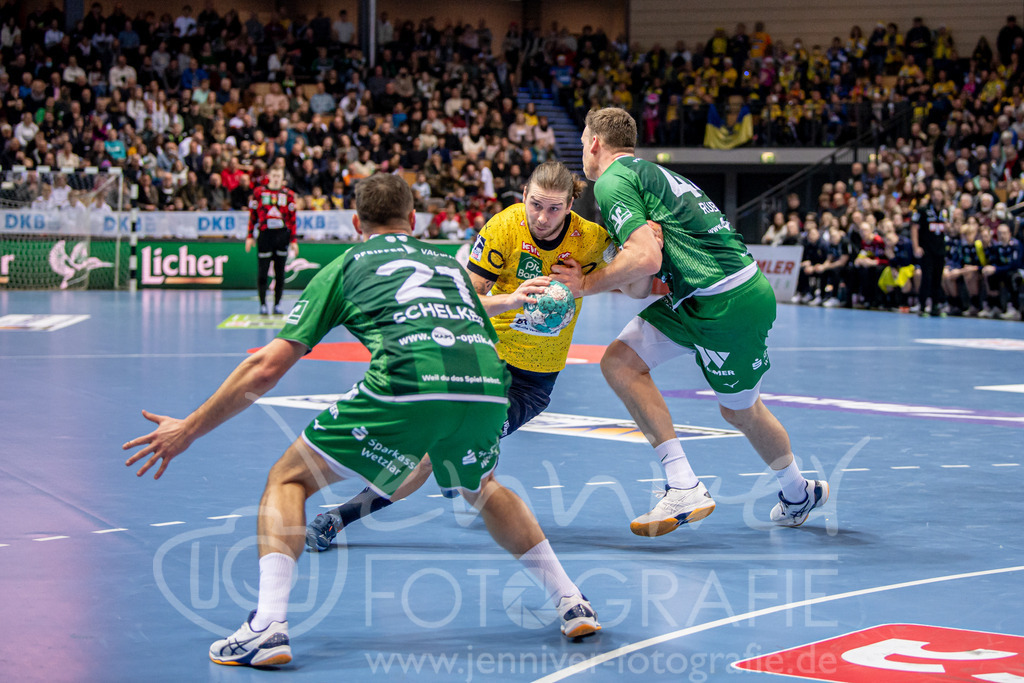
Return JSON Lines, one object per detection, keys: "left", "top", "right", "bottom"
{"left": 246, "top": 167, "right": 298, "bottom": 314}
{"left": 308, "top": 161, "right": 636, "bottom": 550}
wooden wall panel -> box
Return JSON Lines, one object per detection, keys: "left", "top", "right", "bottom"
{"left": 17, "top": 0, "right": 1017, "bottom": 59}
{"left": 630, "top": 0, "right": 1020, "bottom": 58}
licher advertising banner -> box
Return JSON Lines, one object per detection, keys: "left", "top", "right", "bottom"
{"left": 137, "top": 241, "right": 345, "bottom": 289}
{"left": 136, "top": 241, "right": 465, "bottom": 289}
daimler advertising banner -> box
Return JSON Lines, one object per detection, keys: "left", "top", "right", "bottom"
{"left": 747, "top": 245, "right": 804, "bottom": 302}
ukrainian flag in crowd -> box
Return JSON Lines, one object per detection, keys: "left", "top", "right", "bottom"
{"left": 703, "top": 103, "right": 753, "bottom": 149}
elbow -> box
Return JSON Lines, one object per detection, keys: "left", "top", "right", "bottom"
{"left": 625, "top": 278, "right": 654, "bottom": 299}
{"left": 244, "top": 352, "right": 288, "bottom": 396}
{"left": 640, "top": 252, "right": 663, "bottom": 276}
{"left": 250, "top": 365, "right": 282, "bottom": 396}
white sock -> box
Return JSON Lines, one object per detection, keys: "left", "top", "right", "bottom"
{"left": 518, "top": 539, "right": 580, "bottom": 604}
{"left": 656, "top": 439, "right": 699, "bottom": 489}
{"left": 252, "top": 552, "right": 295, "bottom": 631}
{"left": 773, "top": 459, "right": 809, "bottom": 503}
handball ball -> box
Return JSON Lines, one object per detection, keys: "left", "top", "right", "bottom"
{"left": 523, "top": 281, "right": 576, "bottom": 334}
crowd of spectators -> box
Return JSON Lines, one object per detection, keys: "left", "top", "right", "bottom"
{"left": 0, "top": 2, "right": 576, "bottom": 240}
{"left": 2, "top": 1, "right": 1024, "bottom": 260}
{"left": 555, "top": 16, "right": 1024, "bottom": 148}
{"left": 764, "top": 148, "right": 1024, "bottom": 320}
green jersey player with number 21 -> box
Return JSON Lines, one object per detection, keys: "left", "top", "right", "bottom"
{"left": 124, "top": 174, "right": 599, "bottom": 669}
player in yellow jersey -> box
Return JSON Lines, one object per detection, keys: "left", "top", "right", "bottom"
{"left": 469, "top": 171, "right": 614, "bottom": 376}
{"left": 307, "top": 161, "right": 617, "bottom": 549}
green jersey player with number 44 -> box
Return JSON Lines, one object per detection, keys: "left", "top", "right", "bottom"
{"left": 124, "top": 175, "right": 599, "bottom": 670}
{"left": 552, "top": 107, "right": 829, "bottom": 538}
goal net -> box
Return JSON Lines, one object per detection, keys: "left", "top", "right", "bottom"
{"left": 0, "top": 166, "right": 130, "bottom": 290}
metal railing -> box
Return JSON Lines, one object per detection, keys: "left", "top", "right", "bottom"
{"left": 734, "top": 101, "right": 915, "bottom": 239}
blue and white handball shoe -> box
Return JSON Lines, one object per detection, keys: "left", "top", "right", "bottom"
{"left": 557, "top": 594, "right": 601, "bottom": 639}
{"left": 770, "top": 479, "right": 830, "bottom": 527}
{"left": 209, "top": 610, "right": 291, "bottom": 667}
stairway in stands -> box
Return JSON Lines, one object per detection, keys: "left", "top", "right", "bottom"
{"left": 517, "top": 88, "right": 584, "bottom": 176}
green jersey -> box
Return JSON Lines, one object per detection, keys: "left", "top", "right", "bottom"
{"left": 594, "top": 156, "right": 754, "bottom": 305}
{"left": 278, "top": 233, "right": 509, "bottom": 403}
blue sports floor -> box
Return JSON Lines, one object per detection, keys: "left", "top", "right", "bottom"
{"left": 1, "top": 288, "right": 1023, "bottom": 683}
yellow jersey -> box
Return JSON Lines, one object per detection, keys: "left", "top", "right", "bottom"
{"left": 466, "top": 204, "right": 612, "bottom": 373}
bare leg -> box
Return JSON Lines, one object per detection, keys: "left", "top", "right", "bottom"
{"left": 719, "top": 398, "right": 793, "bottom": 471}
{"left": 464, "top": 475, "right": 598, "bottom": 636}
{"left": 964, "top": 270, "right": 980, "bottom": 296}
{"left": 942, "top": 273, "right": 956, "bottom": 299}
{"left": 600, "top": 340, "right": 677, "bottom": 446}
{"left": 463, "top": 475, "right": 545, "bottom": 557}
{"left": 259, "top": 438, "right": 343, "bottom": 558}
{"left": 390, "top": 454, "right": 433, "bottom": 501}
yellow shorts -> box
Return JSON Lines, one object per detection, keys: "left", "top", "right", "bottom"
{"left": 878, "top": 265, "right": 916, "bottom": 292}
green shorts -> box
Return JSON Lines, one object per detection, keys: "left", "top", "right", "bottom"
{"left": 627, "top": 270, "right": 776, "bottom": 407}
{"left": 301, "top": 389, "right": 507, "bottom": 498}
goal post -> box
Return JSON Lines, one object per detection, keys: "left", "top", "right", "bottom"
{"left": 0, "top": 166, "right": 130, "bottom": 290}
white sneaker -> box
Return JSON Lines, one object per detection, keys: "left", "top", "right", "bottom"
{"left": 809, "top": 295, "right": 822, "bottom": 306}
{"left": 978, "top": 306, "right": 996, "bottom": 318}
{"left": 770, "top": 480, "right": 829, "bottom": 527}
{"left": 209, "top": 611, "right": 292, "bottom": 667}
{"left": 790, "top": 294, "right": 802, "bottom": 304}
{"left": 556, "top": 594, "right": 601, "bottom": 639}
{"left": 1000, "top": 305, "right": 1021, "bottom": 320}
{"left": 822, "top": 297, "right": 840, "bottom": 308}
{"left": 630, "top": 482, "right": 715, "bottom": 537}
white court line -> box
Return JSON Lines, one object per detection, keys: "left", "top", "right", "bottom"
{"left": 941, "top": 464, "right": 970, "bottom": 468}
{"left": 0, "top": 352, "right": 248, "bottom": 360}
{"left": 33, "top": 536, "right": 69, "bottom": 542}
{"left": 426, "top": 494, "right": 445, "bottom": 498}
{"left": 585, "top": 481, "right": 616, "bottom": 486}
{"left": 0, "top": 544, "right": 7, "bottom": 548}
{"left": 533, "top": 485, "right": 564, "bottom": 489}
{"left": 993, "top": 463, "right": 1021, "bottom": 467}
{"left": 738, "top": 472, "right": 763, "bottom": 477}
{"left": 150, "top": 521, "right": 185, "bottom": 527}
{"left": 842, "top": 468, "right": 870, "bottom": 472}
{"left": 892, "top": 465, "right": 920, "bottom": 470}
{"left": 532, "top": 564, "right": 1024, "bottom": 682}
{"left": 92, "top": 528, "right": 127, "bottom": 534}
{"left": 636, "top": 478, "right": 665, "bottom": 482}
{"left": 771, "top": 346, "right": 923, "bottom": 352}
{"left": 207, "top": 514, "right": 242, "bottom": 520}
{"left": 975, "top": 384, "right": 1024, "bottom": 394}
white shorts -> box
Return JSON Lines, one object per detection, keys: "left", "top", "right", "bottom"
{"left": 616, "top": 317, "right": 762, "bottom": 410}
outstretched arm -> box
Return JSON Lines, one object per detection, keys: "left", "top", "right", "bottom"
{"left": 123, "top": 338, "right": 307, "bottom": 479}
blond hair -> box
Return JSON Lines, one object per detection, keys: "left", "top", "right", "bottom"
{"left": 584, "top": 107, "right": 637, "bottom": 150}
{"left": 523, "top": 161, "right": 587, "bottom": 204}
